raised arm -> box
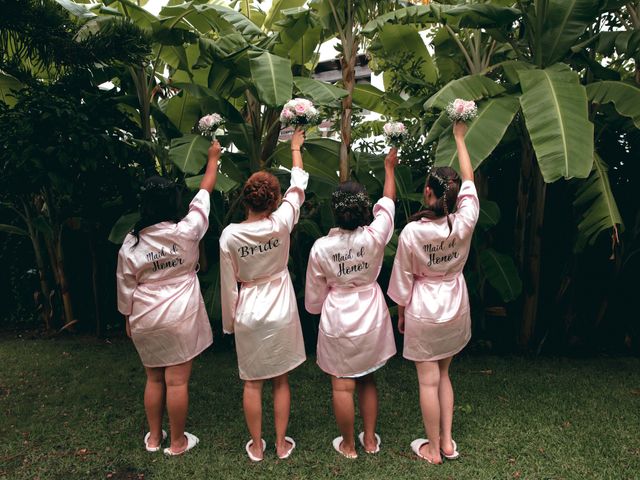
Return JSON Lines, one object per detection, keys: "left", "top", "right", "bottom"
{"left": 383, "top": 147, "right": 398, "bottom": 201}
{"left": 453, "top": 122, "right": 473, "bottom": 183}
{"left": 291, "top": 127, "right": 304, "bottom": 169}
{"left": 199, "top": 140, "right": 221, "bottom": 193}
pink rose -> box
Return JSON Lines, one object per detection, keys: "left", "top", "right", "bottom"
{"left": 294, "top": 104, "right": 306, "bottom": 114}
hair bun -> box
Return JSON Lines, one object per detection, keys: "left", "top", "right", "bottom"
{"left": 242, "top": 172, "right": 281, "bottom": 213}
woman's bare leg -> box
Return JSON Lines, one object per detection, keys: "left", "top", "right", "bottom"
{"left": 438, "top": 357, "right": 455, "bottom": 455}
{"left": 243, "top": 379, "right": 265, "bottom": 459}
{"left": 331, "top": 376, "right": 357, "bottom": 457}
{"left": 356, "top": 373, "right": 378, "bottom": 451}
{"left": 415, "top": 361, "right": 443, "bottom": 464}
{"left": 272, "top": 373, "right": 294, "bottom": 457}
{"left": 164, "top": 360, "right": 193, "bottom": 453}
{"left": 143, "top": 366, "right": 165, "bottom": 448}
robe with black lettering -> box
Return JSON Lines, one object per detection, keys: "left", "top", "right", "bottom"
{"left": 304, "top": 196, "right": 397, "bottom": 377}
{"left": 388, "top": 180, "right": 479, "bottom": 361}
{"left": 116, "top": 189, "right": 213, "bottom": 367}
{"left": 219, "top": 167, "right": 308, "bottom": 380}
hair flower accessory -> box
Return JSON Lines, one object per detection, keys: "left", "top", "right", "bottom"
{"left": 197, "top": 113, "right": 225, "bottom": 140}
{"left": 446, "top": 99, "right": 477, "bottom": 123}
{"left": 280, "top": 98, "right": 320, "bottom": 128}
{"left": 331, "top": 190, "right": 371, "bottom": 209}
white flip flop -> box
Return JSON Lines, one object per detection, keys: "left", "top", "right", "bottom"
{"left": 441, "top": 439, "right": 460, "bottom": 460}
{"left": 163, "top": 432, "right": 199, "bottom": 456}
{"left": 410, "top": 438, "right": 434, "bottom": 463}
{"left": 332, "top": 436, "right": 357, "bottom": 459}
{"left": 277, "top": 436, "right": 296, "bottom": 459}
{"left": 245, "top": 438, "right": 266, "bottom": 462}
{"left": 358, "top": 432, "right": 381, "bottom": 454}
{"left": 144, "top": 429, "right": 167, "bottom": 452}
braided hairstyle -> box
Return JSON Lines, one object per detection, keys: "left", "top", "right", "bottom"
{"left": 242, "top": 171, "right": 282, "bottom": 214}
{"left": 131, "top": 176, "right": 181, "bottom": 247}
{"left": 410, "top": 166, "right": 461, "bottom": 234}
{"left": 331, "top": 181, "right": 372, "bottom": 230}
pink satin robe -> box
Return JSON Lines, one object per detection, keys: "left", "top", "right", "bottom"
{"left": 116, "top": 189, "right": 213, "bottom": 368}
{"left": 219, "top": 167, "right": 308, "bottom": 381}
{"left": 388, "top": 181, "right": 479, "bottom": 362}
{"left": 305, "top": 197, "right": 397, "bottom": 377}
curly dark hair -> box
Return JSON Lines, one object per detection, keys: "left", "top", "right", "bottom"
{"left": 242, "top": 171, "right": 281, "bottom": 214}
{"left": 410, "top": 166, "right": 461, "bottom": 233}
{"left": 131, "top": 176, "right": 181, "bottom": 247}
{"left": 332, "top": 181, "right": 372, "bottom": 230}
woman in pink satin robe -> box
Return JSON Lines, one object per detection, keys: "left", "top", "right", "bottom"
{"left": 219, "top": 129, "right": 306, "bottom": 461}
{"left": 388, "top": 123, "right": 479, "bottom": 464}
{"left": 116, "top": 142, "right": 220, "bottom": 455}
{"left": 304, "top": 149, "right": 398, "bottom": 459}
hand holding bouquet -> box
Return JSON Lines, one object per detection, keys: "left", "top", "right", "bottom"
{"left": 197, "top": 113, "right": 225, "bottom": 140}
{"left": 446, "top": 99, "right": 477, "bottom": 123}
{"left": 280, "top": 98, "right": 319, "bottom": 128}
{"left": 383, "top": 121, "right": 408, "bottom": 149}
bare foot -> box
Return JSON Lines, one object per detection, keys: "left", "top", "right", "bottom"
{"left": 441, "top": 439, "right": 455, "bottom": 457}
{"left": 276, "top": 438, "right": 293, "bottom": 458}
{"left": 419, "top": 443, "right": 443, "bottom": 465}
{"left": 339, "top": 440, "right": 358, "bottom": 459}
{"left": 168, "top": 435, "right": 188, "bottom": 455}
{"left": 248, "top": 440, "right": 264, "bottom": 460}
{"left": 147, "top": 433, "right": 162, "bottom": 449}
{"left": 362, "top": 434, "right": 378, "bottom": 453}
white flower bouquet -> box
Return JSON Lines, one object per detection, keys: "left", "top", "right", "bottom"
{"left": 383, "top": 121, "right": 408, "bottom": 148}
{"left": 197, "top": 113, "right": 225, "bottom": 139}
{"left": 446, "top": 99, "right": 478, "bottom": 122}
{"left": 279, "top": 98, "right": 319, "bottom": 127}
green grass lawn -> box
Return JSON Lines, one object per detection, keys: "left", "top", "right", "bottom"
{"left": 1, "top": 336, "right": 639, "bottom": 480}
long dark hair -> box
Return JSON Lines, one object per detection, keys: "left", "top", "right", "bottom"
{"left": 410, "top": 166, "right": 461, "bottom": 233}
{"left": 131, "top": 176, "right": 181, "bottom": 247}
{"left": 332, "top": 181, "right": 372, "bottom": 230}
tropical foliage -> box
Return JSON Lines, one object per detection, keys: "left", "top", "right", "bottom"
{"left": 0, "top": 0, "right": 638, "bottom": 354}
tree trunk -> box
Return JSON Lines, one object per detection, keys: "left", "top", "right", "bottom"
{"left": 515, "top": 138, "right": 546, "bottom": 349}
{"left": 260, "top": 108, "right": 282, "bottom": 168}
{"left": 24, "top": 208, "right": 52, "bottom": 331}
{"left": 338, "top": 34, "right": 358, "bottom": 182}
{"left": 53, "top": 228, "right": 76, "bottom": 330}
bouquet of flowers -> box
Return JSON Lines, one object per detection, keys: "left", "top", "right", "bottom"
{"left": 383, "top": 121, "right": 408, "bottom": 148}
{"left": 279, "top": 98, "right": 319, "bottom": 127}
{"left": 446, "top": 99, "right": 477, "bottom": 122}
{"left": 197, "top": 113, "right": 225, "bottom": 139}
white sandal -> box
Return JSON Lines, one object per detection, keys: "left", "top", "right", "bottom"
{"left": 441, "top": 439, "right": 460, "bottom": 460}
{"left": 163, "top": 432, "right": 199, "bottom": 456}
{"left": 332, "top": 436, "right": 357, "bottom": 459}
{"left": 358, "top": 432, "right": 381, "bottom": 454}
{"left": 245, "top": 438, "right": 266, "bottom": 462}
{"left": 143, "top": 430, "right": 167, "bottom": 452}
{"left": 277, "top": 436, "right": 296, "bottom": 459}
{"left": 410, "top": 438, "right": 434, "bottom": 463}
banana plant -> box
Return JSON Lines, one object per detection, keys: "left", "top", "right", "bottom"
{"left": 364, "top": 0, "right": 638, "bottom": 348}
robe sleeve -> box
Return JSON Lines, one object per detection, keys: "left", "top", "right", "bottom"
{"left": 304, "top": 245, "right": 329, "bottom": 315}
{"left": 272, "top": 167, "right": 309, "bottom": 233}
{"left": 387, "top": 227, "right": 414, "bottom": 307}
{"left": 116, "top": 241, "right": 137, "bottom": 316}
{"left": 367, "top": 196, "right": 395, "bottom": 246}
{"left": 179, "top": 189, "right": 210, "bottom": 240}
{"left": 455, "top": 180, "right": 480, "bottom": 236}
{"left": 219, "top": 236, "right": 238, "bottom": 334}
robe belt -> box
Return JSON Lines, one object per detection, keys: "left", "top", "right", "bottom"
{"left": 242, "top": 269, "right": 288, "bottom": 288}
{"left": 414, "top": 272, "right": 460, "bottom": 283}
{"left": 329, "top": 282, "right": 377, "bottom": 294}
{"left": 139, "top": 271, "right": 196, "bottom": 287}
